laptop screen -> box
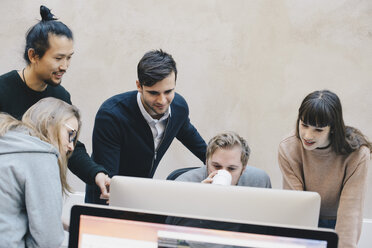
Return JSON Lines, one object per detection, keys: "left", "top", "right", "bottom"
{"left": 68, "top": 205, "right": 338, "bottom": 248}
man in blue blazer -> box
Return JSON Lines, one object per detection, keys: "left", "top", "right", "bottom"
{"left": 86, "top": 50, "right": 207, "bottom": 204}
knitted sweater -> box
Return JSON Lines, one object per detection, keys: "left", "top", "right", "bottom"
{"left": 278, "top": 135, "right": 370, "bottom": 248}
{"left": 85, "top": 90, "right": 207, "bottom": 204}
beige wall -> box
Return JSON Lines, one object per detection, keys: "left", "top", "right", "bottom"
{"left": 1, "top": 0, "right": 371, "bottom": 218}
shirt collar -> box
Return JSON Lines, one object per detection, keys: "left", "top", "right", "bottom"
{"left": 137, "top": 92, "right": 171, "bottom": 124}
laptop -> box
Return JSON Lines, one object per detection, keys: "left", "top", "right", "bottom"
{"left": 68, "top": 204, "right": 338, "bottom": 248}
{"left": 109, "top": 176, "right": 321, "bottom": 228}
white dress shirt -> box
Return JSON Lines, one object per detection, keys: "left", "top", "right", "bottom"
{"left": 137, "top": 92, "right": 171, "bottom": 150}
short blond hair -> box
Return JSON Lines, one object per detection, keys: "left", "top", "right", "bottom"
{"left": 206, "top": 131, "right": 250, "bottom": 166}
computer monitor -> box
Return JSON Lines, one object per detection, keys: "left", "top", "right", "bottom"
{"left": 109, "top": 176, "right": 321, "bottom": 228}
{"left": 68, "top": 204, "right": 337, "bottom": 248}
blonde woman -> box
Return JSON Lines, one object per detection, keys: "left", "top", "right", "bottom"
{"left": 0, "top": 97, "right": 81, "bottom": 247}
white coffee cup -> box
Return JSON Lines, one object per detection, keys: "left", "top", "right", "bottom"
{"left": 212, "top": 170, "right": 232, "bottom": 185}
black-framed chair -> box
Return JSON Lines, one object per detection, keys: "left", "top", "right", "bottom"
{"left": 166, "top": 167, "right": 199, "bottom": 180}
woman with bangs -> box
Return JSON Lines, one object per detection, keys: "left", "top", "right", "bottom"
{"left": 278, "top": 90, "right": 371, "bottom": 248}
{"left": 0, "top": 97, "right": 81, "bottom": 247}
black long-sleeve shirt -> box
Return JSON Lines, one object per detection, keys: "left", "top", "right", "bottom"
{"left": 0, "top": 70, "right": 107, "bottom": 184}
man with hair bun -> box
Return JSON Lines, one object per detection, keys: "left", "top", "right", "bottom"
{"left": 0, "top": 5, "right": 110, "bottom": 199}
{"left": 86, "top": 49, "right": 207, "bottom": 204}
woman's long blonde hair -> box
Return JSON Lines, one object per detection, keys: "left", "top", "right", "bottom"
{"left": 0, "top": 97, "right": 81, "bottom": 194}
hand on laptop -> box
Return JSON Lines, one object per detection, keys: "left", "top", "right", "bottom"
{"left": 95, "top": 172, "right": 110, "bottom": 202}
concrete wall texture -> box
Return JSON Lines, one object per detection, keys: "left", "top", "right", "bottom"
{"left": 1, "top": 0, "right": 371, "bottom": 218}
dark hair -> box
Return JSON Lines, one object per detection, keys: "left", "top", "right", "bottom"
{"left": 137, "top": 49, "right": 177, "bottom": 87}
{"left": 296, "top": 90, "right": 372, "bottom": 154}
{"left": 23, "top": 5, "right": 73, "bottom": 64}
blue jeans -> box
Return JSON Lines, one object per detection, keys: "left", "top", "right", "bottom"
{"left": 318, "top": 219, "right": 336, "bottom": 229}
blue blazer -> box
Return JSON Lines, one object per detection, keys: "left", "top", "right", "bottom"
{"left": 85, "top": 91, "right": 206, "bottom": 204}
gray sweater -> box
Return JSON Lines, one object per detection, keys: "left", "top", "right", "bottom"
{"left": 0, "top": 130, "right": 64, "bottom": 248}
{"left": 176, "top": 165, "right": 272, "bottom": 188}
